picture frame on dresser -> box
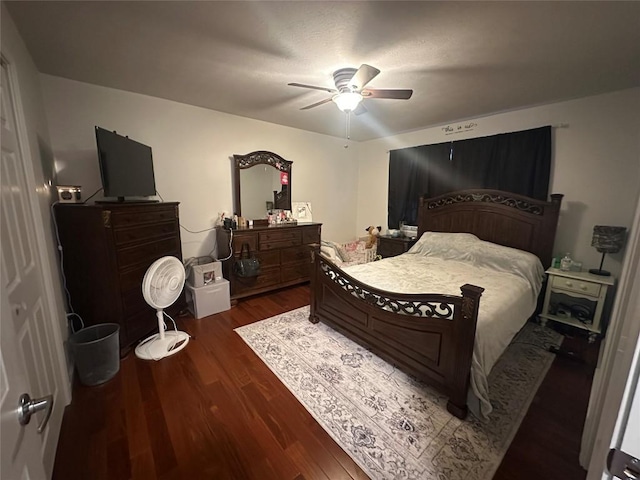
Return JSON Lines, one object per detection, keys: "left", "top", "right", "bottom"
{"left": 291, "top": 202, "right": 313, "bottom": 222}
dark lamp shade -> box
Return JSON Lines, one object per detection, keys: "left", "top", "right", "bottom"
{"left": 591, "top": 226, "right": 626, "bottom": 254}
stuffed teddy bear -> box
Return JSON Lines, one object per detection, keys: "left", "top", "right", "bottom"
{"left": 365, "top": 225, "right": 382, "bottom": 249}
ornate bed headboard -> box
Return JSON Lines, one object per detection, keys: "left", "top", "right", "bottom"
{"left": 418, "top": 189, "right": 563, "bottom": 268}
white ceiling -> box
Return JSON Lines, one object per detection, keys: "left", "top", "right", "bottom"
{"left": 6, "top": 1, "right": 640, "bottom": 141}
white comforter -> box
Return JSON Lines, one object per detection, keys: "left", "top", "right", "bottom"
{"left": 342, "top": 232, "right": 545, "bottom": 420}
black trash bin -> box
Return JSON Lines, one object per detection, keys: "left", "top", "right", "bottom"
{"left": 68, "top": 323, "right": 120, "bottom": 386}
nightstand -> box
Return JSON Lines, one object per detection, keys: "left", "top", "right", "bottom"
{"left": 539, "top": 268, "right": 615, "bottom": 342}
{"left": 377, "top": 235, "right": 417, "bottom": 258}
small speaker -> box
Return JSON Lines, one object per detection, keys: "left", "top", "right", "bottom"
{"left": 56, "top": 185, "right": 82, "bottom": 203}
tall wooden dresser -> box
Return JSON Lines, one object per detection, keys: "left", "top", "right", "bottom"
{"left": 216, "top": 223, "right": 321, "bottom": 303}
{"left": 54, "top": 202, "right": 184, "bottom": 352}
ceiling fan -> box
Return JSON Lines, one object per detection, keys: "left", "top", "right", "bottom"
{"left": 288, "top": 64, "right": 413, "bottom": 115}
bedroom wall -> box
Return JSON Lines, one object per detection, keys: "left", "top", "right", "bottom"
{"left": 39, "top": 75, "right": 361, "bottom": 259}
{"left": 38, "top": 73, "right": 640, "bottom": 279}
{"left": 356, "top": 88, "right": 640, "bottom": 279}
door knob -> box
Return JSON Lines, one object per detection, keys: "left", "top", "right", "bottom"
{"left": 17, "top": 393, "right": 53, "bottom": 433}
{"left": 607, "top": 448, "right": 640, "bottom": 479}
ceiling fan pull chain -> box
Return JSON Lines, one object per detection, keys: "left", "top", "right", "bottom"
{"left": 346, "top": 112, "right": 351, "bottom": 140}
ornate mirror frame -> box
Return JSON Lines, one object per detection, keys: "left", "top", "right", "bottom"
{"left": 232, "top": 150, "right": 293, "bottom": 218}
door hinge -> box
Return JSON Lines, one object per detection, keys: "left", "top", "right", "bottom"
{"left": 607, "top": 448, "right": 640, "bottom": 480}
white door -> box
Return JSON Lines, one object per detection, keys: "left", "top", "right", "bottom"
{"left": 1, "top": 290, "right": 47, "bottom": 479}
{"left": 1, "top": 56, "right": 66, "bottom": 478}
{"left": 618, "top": 371, "right": 640, "bottom": 471}
{"left": 605, "top": 326, "right": 640, "bottom": 479}
{"left": 584, "top": 186, "right": 640, "bottom": 478}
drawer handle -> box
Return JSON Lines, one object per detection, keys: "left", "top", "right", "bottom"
{"left": 579, "top": 284, "right": 588, "bottom": 290}
{"left": 565, "top": 281, "right": 573, "bottom": 287}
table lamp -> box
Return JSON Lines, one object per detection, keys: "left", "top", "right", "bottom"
{"left": 589, "top": 225, "right": 626, "bottom": 276}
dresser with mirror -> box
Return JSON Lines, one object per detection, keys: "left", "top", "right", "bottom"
{"left": 219, "top": 150, "right": 321, "bottom": 303}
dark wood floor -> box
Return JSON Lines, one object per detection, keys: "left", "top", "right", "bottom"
{"left": 53, "top": 285, "right": 596, "bottom": 480}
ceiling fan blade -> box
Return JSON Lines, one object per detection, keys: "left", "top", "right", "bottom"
{"left": 353, "top": 103, "right": 368, "bottom": 116}
{"left": 348, "top": 64, "right": 380, "bottom": 91}
{"left": 300, "top": 97, "right": 334, "bottom": 110}
{"left": 361, "top": 88, "right": 413, "bottom": 100}
{"left": 288, "top": 83, "right": 336, "bottom": 94}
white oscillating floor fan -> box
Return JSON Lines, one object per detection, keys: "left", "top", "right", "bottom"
{"left": 135, "top": 256, "right": 189, "bottom": 360}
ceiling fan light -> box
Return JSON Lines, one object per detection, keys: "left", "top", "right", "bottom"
{"left": 332, "top": 92, "right": 363, "bottom": 112}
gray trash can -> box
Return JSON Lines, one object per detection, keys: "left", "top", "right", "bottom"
{"left": 69, "top": 323, "right": 120, "bottom": 386}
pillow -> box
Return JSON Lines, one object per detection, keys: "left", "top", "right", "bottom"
{"left": 409, "top": 231, "right": 544, "bottom": 292}
{"left": 335, "top": 244, "right": 350, "bottom": 262}
{"left": 320, "top": 245, "right": 337, "bottom": 261}
{"left": 342, "top": 241, "right": 360, "bottom": 252}
{"left": 408, "top": 231, "right": 480, "bottom": 262}
{"left": 321, "top": 240, "right": 349, "bottom": 262}
{"left": 470, "top": 240, "right": 544, "bottom": 293}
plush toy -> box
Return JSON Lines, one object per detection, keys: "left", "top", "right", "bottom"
{"left": 365, "top": 225, "right": 382, "bottom": 249}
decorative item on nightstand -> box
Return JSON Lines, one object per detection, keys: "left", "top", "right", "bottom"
{"left": 589, "top": 225, "right": 627, "bottom": 276}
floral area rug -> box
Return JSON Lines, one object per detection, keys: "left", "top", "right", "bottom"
{"left": 235, "top": 306, "right": 562, "bottom": 480}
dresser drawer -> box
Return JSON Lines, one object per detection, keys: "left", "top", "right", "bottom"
{"left": 301, "top": 225, "right": 321, "bottom": 244}
{"left": 551, "top": 275, "right": 601, "bottom": 297}
{"left": 113, "top": 221, "right": 177, "bottom": 246}
{"left": 119, "top": 264, "right": 149, "bottom": 292}
{"left": 116, "top": 238, "right": 181, "bottom": 270}
{"left": 233, "top": 266, "right": 281, "bottom": 295}
{"left": 259, "top": 229, "right": 302, "bottom": 250}
{"left": 235, "top": 249, "right": 280, "bottom": 269}
{"left": 281, "top": 245, "right": 312, "bottom": 265}
{"left": 281, "top": 262, "right": 311, "bottom": 283}
{"left": 232, "top": 233, "right": 257, "bottom": 254}
{"left": 109, "top": 206, "right": 177, "bottom": 228}
{"left": 121, "top": 288, "right": 149, "bottom": 316}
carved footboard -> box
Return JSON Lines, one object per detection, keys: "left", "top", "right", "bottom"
{"left": 309, "top": 246, "right": 484, "bottom": 419}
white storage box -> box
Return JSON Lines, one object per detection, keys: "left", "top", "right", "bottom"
{"left": 188, "top": 261, "right": 222, "bottom": 287}
{"left": 185, "top": 279, "right": 230, "bottom": 319}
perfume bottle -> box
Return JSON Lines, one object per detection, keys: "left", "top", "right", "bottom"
{"left": 560, "top": 253, "right": 572, "bottom": 271}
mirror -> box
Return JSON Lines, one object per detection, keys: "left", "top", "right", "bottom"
{"left": 233, "top": 151, "right": 292, "bottom": 220}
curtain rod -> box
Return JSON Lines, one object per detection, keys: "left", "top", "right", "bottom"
{"left": 385, "top": 124, "right": 568, "bottom": 153}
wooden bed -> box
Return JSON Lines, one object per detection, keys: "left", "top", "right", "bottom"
{"left": 309, "top": 189, "right": 563, "bottom": 419}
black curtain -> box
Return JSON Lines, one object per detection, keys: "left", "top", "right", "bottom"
{"left": 451, "top": 126, "right": 551, "bottom": 199}
{"left": 388, "top": 142, "right": 452, "bottom": 228}
{"left": 387, "top": 126, "right": 551, "bottom": 229}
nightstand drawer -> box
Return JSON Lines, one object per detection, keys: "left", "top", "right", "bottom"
{"left": 551, "top": 275, "right": 601, "bottom": 297}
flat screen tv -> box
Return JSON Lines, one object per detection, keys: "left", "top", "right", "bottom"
{"left": 95, "top": 126, "right": 157, "bottom": 202}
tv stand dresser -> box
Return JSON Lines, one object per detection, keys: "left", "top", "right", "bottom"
{"left": 54, "top": 202, "right": 184, "bottom": 353}
{"left": 216, "top": 223, "right": 321, "bottom": 304}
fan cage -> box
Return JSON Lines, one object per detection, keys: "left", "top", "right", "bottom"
{"left": 142, "top": 257, "right": 185, "bottom": 309}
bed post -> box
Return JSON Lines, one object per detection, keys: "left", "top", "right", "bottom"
{"left": 447, "top": 283, "right": 484, "bottom": 419}
{"left": 309, "top": 244, "right": 321, "bottom": 324}
{"left": 540, "top": 193, "right": 564, "bottom": 267}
